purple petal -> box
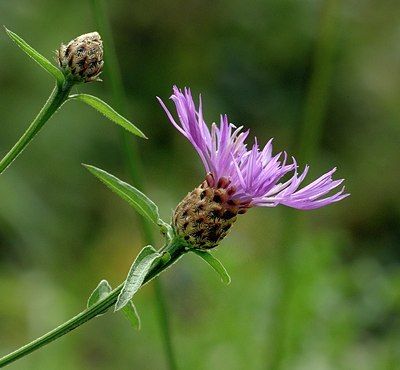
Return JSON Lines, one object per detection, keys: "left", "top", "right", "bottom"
{"left": 159, "top": 86, "right": 349, "bottom": 210}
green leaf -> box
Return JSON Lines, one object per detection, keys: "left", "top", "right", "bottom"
{"left": 69, "top": 94, "right": 146, "bottom": 138}
{"left": 115, "top": 245, "right": 162, "bottom": 311}
{"left": 160, "top": 223, "right": 175, "bottom": 244}
{"left": 84, "top": 164, "right": 163, "bottom": 227}
{"left": 87, "top": 279, "right": 113, "bottom": 316}
{"left": 4, "top": 27, "right": 64, "bottom": 84}
{"left": 121, "top": 301, "right": 141, "bottom": 330}
{"left": 192, "top": 250, "right": 231, "bottom": 285}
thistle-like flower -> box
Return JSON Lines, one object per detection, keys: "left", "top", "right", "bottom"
{"left": 57, "top": 32, "right": 103, "bottom": 83}
{"left": 158, "top": 86, "right": 349, "bottom": 249}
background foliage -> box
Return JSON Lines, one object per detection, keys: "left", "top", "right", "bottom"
{"left": 0, "top": 1, "right": 399, "bottom": 369}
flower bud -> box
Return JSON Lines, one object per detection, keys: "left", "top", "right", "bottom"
{"left": 57, "top": 32, "right": 103, "bottom": 83}
{"left": 173, "top": 174, "right": 248, "bottom": 250}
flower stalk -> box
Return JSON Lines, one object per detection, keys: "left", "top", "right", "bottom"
{"left": 0, "top": 80, "right": 73, "bottom": 174}
{"left": 0, "top": 238, "right": 188, "bottom": 368}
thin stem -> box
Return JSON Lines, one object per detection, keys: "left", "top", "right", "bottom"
{"left": 0, "top": 79, "right": 73, "bottom": 175}
{"left": 0, "top": 285, "right": 122, "bottom": 368}
{"left": 266, "top": 1, "right": 340, "bottom": 369}
{"left": 91, "top": 1, "right": 178, "bottom": 369}
{"left": 90, "top": 0, "right": 146, "bottom": 188}
{"left": 0, "top": 240, "right": 187, "bottom": 368}
{"left": 297, "top": 0, "right": 340, "bottom": 164}
{"left": 153, "top": 279, "right": 179, "bottom": 370}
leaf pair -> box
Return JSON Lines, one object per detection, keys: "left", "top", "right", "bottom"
{"left": 87, "top": 245, "right": 167, "bottom": 329}
{"left": 87, "top": 280, "right": 141, "bottom": 330}
{"left": 115, "top": 245, "right": 165, "bottom": 311}
{"left": 4, "top": 27, "right": 145, "bottom": 139}
{"left": 114, "top": 245, "right": 231, "bottom": 313}
{"left": 86, "top": 247, "right": 230, "bottom": 332}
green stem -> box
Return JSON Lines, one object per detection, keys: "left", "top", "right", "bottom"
{"left": 0, "top": 79, "right": 73, "bottom": 175}
{"left": 91, "top": 1, "right": 179, "bottom": 369}
{"left": 297, "top": 0, "right": 340, "bottom": 163}
{"left": 0, "top": 239, "right": 187, "bottom": 368}
{"left": 266, "top": 1, "right": 340, "bottom": 369}
{"left": 0, "top": 285, "right": 122, "bottom": 368}
{"left": 153, "top": 279, "right": 179, "bottom": 370}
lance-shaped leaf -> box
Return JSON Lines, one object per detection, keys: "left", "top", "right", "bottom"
{"left": 122, "top": 301, "right": 141, "bottom": 330}
{"left": 69, "top": 94, "right": 146, "bottom": 138}
{"left": 4, "top": 27, "right": 64, "bottom": 84}
{"left": 84, "top": 164, "right": 164, "bottom": 227}
{"left": 115, "top": 245, "right": 162, "bottom": 311}
{"left": 87, "top": 279, "right": 113, "bottom": 316}
{"left": 87, "top": 279, "right": 141, "bottom": 328}
{"left": 193, "top": 250, "right": 231, "bottom": 285}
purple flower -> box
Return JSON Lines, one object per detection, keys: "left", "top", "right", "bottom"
{"left": 158, "top": 86, "right": 349, "bottom": 212}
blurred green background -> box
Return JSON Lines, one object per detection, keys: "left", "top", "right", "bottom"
{"left": 0, "top": 0, "right": 399, "bottom": 369}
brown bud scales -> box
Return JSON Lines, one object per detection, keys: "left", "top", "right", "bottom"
{"left": 57, "top": 32, "right": 103, "bottom": 83}
{"left": 173, "top": 173, "right": 249, "bottom": 249}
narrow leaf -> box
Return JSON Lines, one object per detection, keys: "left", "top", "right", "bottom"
{"left": 193, "top": 250, "right": 231, "bottom": 285}
{"left": 160, "top": 223, "right": 175, "bottom": 243}
{"left": 115, "top": 245, "right": 162, "bottom": 311}
{"left": 69, "top": 94, "right": 146, "bottom": 138}
{"left": 4, "top": 27, "right": 64, "bottom": 84}
{"left": 87, "top": 279, "right": 112, "bottom": 316}
{"left": 121, "top": 301, "right": 141, "bottom": 330}
{"left": 84, "top": 164, "right": 162, "bottom": 226}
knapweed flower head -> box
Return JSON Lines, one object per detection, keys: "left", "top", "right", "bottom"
{"left": 158, "top": 86, "right": 349, "bottom": 249}
{"left": 57, "top": 32, "right": 103, "bottom": 83}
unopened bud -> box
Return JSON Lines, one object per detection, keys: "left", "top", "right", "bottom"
{"left": 57, "top": 32, "right": 103, "bottom": 83}
{"left": 173, "top": 175, "right": 249, "bottom": 250}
